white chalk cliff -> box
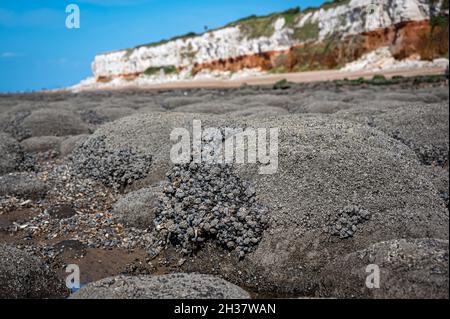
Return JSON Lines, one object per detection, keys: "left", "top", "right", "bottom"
{"left": 74, "top": 0, "right": 447, "bottom": 89}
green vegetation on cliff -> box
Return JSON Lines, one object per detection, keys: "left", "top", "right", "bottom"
{"left": 137, "top": 32, "right": 199, "bottom": 49}
{"left": 307, "top": 0, "right": 350, "bottom": 12}
{"left": 227, "top": 7, "right": 301, "bottom": 39}
{"left": 223, "top": 1, "right": 348, "bottom": 40}
{"left": 292, "top": 21, "right": 320, "bottom": 42}
{"left": 144, "top": 65, "right": 178, "bottom": 76}
{"left": 134, "top": 1, "right": 353, "bottom": 48}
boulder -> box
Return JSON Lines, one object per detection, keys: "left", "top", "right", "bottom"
{"left": 68, "top": 110, "right": 449, "bottom": 297}
{"left": 112, "top": 184, "right": 162, "bottom": 228}
{"left": 0, "top": 174, "right": 47, "bottom": 199}
{"left": 181, "top": 115, "right": 448, "bottom": 295}
{"left": 70, "top": 112, "right": 224, "bottom": 188}
{"left": 319, "top": 238, "right": 449, "bottom": 299}
{"left": 70, "top": 273, "right": 250, "bottom": 299}
{"left": 227, "top": 105, "right": 289, "bottom": 118}
{"left": 70, "top": 134, "right": 153, "bottom": 189}
{"left": 230, "top": 94, "right": 294, "bottom": 109}
{"left": 424, "top": 166, "right": 449, "bottom": 208}
{"left": 60, "top": 134, "right": 89, "bottom": 157}
{"left": 370, "top": 103, "right": 449, "bottom": 166}
{"left": 20, "top": 136, "right": 63, "bottom": 154}
{"left": 0, "top": 133, "right": 24, "bottom": 175}
{"left": 0, "top": 244, "right": 68, "bottom": 299}
{"left": 334, "top": 102, "right": 449, "bottom": 166}
{"left": 163, "top": 96, "right": 205, "bottom": 110}
{"left": 20, "top": 108, "right": 90, "bottom": 138}
{"left": 92, "top": 106, "right": 136, "bottom": 121}
{"left": 172, "top": 102, "right": 245, "bottom": 114}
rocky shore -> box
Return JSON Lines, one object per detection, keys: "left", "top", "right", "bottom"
{"left": 0, "top": 76, "right": 448, "bottom": 299}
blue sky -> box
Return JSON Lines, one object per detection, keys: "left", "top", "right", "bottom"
{"left": 0, "top": 0, "right": 325, "bottom": 92}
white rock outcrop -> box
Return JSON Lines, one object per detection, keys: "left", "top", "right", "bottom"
{"left": 341, "top": 46, "right": 449, "bottom": 71}
{"left": 92, "top": 0, "right": 434, "bottom": 78}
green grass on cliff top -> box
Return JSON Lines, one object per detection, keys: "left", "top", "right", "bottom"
{"left": 135, "top": 0, "right": 349, "bottom": 48}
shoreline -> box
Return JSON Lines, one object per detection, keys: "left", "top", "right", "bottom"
{"left": 67, "top": 66, "right": 447, "bottom": 93}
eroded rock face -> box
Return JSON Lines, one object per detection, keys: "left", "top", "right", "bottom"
{"left": 86, "top": 0, "right": 444, "bottom": 87}
{"left": 70, "top": 273, "right": 250, "bottom": 299}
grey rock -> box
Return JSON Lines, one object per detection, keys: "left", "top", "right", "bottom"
{"left": 227, "top": 105, "right": 289, "bottom": 118}
{"left": 230, "top": 94, "right": 293, "bottom": 109}
{"left": 20, "top": 136, "right": 63, "bottom": 154}
{"left": 0, "top": 110, "right": 32, "bottom": 141}
{"left": 376, "top": 92, "right": 423, "bottom": 103}
{"left": 20, "top": 108, "right": 90, "bottom": 138}
{"left": 112, "top": 185, "right": 162, "bottom": 229}
{"left": 424, "top": 165, "right": 450, "bottom": 209}
{"left": 328, "top": 206, "right": 371, "bottom": 239}
{"left": 186, "top": 115, "right": 448, "bottom": 294}
{"left": 172, "top": 102, "right": 245, "bottom": 114}
{"left": 70, "top": 113, "right": 227, "bottom": 186}
{"left": 0, "top": 133, "right": 24, "bottom": 175}
{"left": 70, "top": 273, "right": 250, "bottom": 299}
{"left": 48, "top": 204, "right": 77, "bottom": 219}
{"left": 319, "top": 238, "right": 449, "bottom": 299}
{"left": 92, "top": 106, "right": 136, "bottom": 122}
{"left": 336, "top": 103, "right": 449, "bottom": 166}
{"left": 0, "top": 174, "right": 47, "bottom": 199}
{"left": 152, "top": 162, "right": 267, "bottom": 257}
{"left": 371, "top": 103, "right": 449, "bottom": 166}
{"left": 162, "top": 96, "right": 205, "bottom": 109}
{"left": 0, "top": 244, "right": 68, "bottom": 299}
{"left": 300, "top": 100, "right": 354, "bottom": 114}
{"left": 60, "top": 134, "right": 89, "bottom": 157}
{"left": 79, "top": 109, "right": 107, "bottom": 125}
{"left": 415, "top": 93, "right": 442, "bottom": 104}
{"left": 70, "top": 135, "right": 153, "bottom": 189}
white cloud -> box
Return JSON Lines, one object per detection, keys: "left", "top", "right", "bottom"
{"left": 1, "top": 52, "right": 23, "bottom": 58}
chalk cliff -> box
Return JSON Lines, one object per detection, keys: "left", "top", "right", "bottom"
{"left": 82, "top": 0, "right": 448, "bottom": 87}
